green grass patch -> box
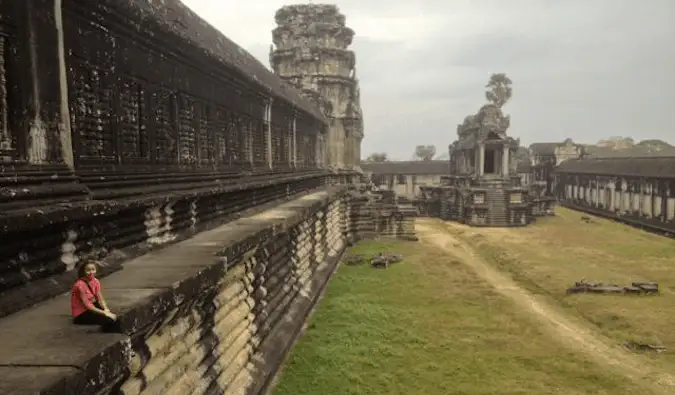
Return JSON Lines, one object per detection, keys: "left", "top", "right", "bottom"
{"left": 273, "top": 239, "right": 647, "bottom": 395}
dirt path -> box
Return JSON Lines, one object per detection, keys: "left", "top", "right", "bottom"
{"left": 415, "top": 219, "right": 675, "bottom": 394}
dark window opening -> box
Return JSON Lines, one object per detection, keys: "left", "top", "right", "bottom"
{"left": 484, "top": 149, "right": 496, "bottom": 174}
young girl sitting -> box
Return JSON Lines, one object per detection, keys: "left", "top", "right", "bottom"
{"left": 71, "top": 260, "right": 118, "bottom": 331}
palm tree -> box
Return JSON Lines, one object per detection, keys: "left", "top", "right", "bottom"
{"left": 485, "top": 73, "right": 512, "bottom": 108}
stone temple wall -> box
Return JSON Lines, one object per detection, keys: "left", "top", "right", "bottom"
{"left": 1, "top": 188, "right": 344, "bottom": 395}
{"left": 0, "top": 2, "right": 411, "bottom": 394}
{"left": 0, "top": 0, "right": 330, "bottom": 317}
{"left": 0, "top": 186, "right": 415, "bottom": 395}
{"left": 270, "top": 4, "right": 364, "bottom": 170}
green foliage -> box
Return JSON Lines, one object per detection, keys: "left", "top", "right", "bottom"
{"left": 414, "top": 145, "right": 436, "bottom": 161}
{"left": 485, "top": 73, "right": 513, "bottom": 108}
{"left": 365, "top": 153, "right": 388, "bottom": 162}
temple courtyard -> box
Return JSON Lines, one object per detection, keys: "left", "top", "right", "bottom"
{"left": 272, "top": 209, "right": 675, "bottom": 395}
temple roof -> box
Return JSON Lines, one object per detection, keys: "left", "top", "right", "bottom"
{"left": 555, "top": 157, "right": 675, "bottom": 179}
{"left": 362, "top": 161, "right": 449, "bottom": 175}
{"left": 584, "top": 145, "right": 675, "bottom": 158}
{"left": 529, "top": 143, "right": 560, "bottom": 156}
{"left": 114, "top": 0, "right": 326, "bottom": 122}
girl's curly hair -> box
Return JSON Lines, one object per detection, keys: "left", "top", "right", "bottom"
{"left": 76, "top": 260, "right": 100, "bottom": 278}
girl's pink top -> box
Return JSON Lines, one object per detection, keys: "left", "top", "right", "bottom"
{"left": 71, "top": 278, "right": 101, "bottom": 318}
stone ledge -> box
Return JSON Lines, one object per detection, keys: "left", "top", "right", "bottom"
{"left": 111, "top": 186, "right": 345, "bottom": 336}
{"left": 0, "top": 186, "right": 345, "bottom": 395}
{"left": 0, "top": 171, "right": 328, "bottom": 233}
{"left": 0, "top": 175, "right": 326, "bottom": 319}
{"left": 0, "top": 294, "right": 130, "bottom": 395}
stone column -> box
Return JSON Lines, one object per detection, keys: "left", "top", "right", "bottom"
{"left": 502, "top": 145, "right": 509, "bottom": 177}
{"left": 355, "top": 136, "right": 360, "bottom": 167}
{"left": 265, "top": 99, "right": 273, "bottom": 169}
{"left": 345, "top": 132, "right": 352, "bottom": 168}
{"left": 662, "top": 182, "right": 668, "bottom": 222}
{"left": 9, "top": 0, "right": 73, "bottom": 165}
{"left": 351, "top": 136, "right": 359, "bottom": 167}
{"left": 291, "top": 114, "right": 297, "bottom": 168}
{"left": 478, "top": 143, "right": 485, "bottom": 176}
{"left": 609, "top": 181, "right": 615, "bottom": 211}
{"left": 55, "top": 0, "right": 73, "bottom": 168}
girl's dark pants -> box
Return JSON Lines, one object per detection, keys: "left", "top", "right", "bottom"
{"left": 73, "top": 311, "right": 118, "bottom": 332}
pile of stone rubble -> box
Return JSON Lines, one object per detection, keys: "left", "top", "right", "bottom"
{"left": 344, "top": 252, "right": 403, "bottom": 269}
{"left": 566, "top": 280, "right": 659, "bottom": 295}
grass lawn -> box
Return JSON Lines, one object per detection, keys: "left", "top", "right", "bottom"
{"left": 445, "top": 207, "right": 675, "bottom": 370}
{"left": 273, "top": 239, "right": 648, "bottom": 395}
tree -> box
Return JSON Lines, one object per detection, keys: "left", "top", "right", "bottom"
{"left": 485, "top": 73, "right": 512, "bottom": 108}
{"left": 366, "top": 153, "right": 388, "bottom": 162}
{"left": 636, "top": 139, "right": 672, "bottom": 148}
{"left": 414, "top": 145, "right": 436, "bottom": 161}
{"left": 597, "top": 137, "right": 634, "bottom": 150}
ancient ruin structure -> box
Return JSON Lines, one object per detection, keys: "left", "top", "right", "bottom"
{"left": 362, "top": 160, "right": 448, "bottom": 200}
{"left": 346, "top": 188, "right": 417, "bottom": 242}
{"left": 270, "top": 4, "right": 363, "bottom": 171}
{"left": 0, "top": 2, "right": 408, "bottom": 394}
{"left": 527, "top": 139, "right": 584, "bottom": 215}
{"left": 417, "top": 75, "right": 533, "bottom": 226}
{"left": 555, "top": 156, "right": 675, "bottom": 236}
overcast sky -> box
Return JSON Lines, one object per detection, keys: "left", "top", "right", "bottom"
{"left": 182, "top": 0, "right": 675, "bottom": 160}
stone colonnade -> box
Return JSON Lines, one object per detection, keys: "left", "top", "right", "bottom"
{"left": 558, "top": 174, "right": 675, "bottom": 223}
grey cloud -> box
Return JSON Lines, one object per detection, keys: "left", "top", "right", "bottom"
{"left": 222, "top": 0, "right": 675, "bottom": 160}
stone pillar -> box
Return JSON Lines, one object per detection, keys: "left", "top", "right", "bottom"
{"left": 651, "top": 181, "right": 656, "bottom": 219}
{"left": 5, "top": 0, "right": 73, "bottom": 165}
{"left": 478, "top": 143, "right": 485, "bottom": 176}
{"left": 609, "top": 182, "right": 615, "bottom": 211}
{"left": 291, "top": 114, "right": 297, "bottom": 168}
{"left": 356, "top": 136, "right": 362, "bottom": 167}
{"left": 662, "top": 182, "right": 668, "bottom": 222}
{"left": 316, "top": 133, "right": 325, "bottom": 168}
{"left": 337, "top": 125, "right": 345, "bottom": 168}
{"left": 344, "top": 131, "right": 352, "bottom": 169}
{"left": 502, "top": 145, "right": 509, "bottom": 177}
{"left": 0, "top": 33, "right": 12, "bottom": 161}
{"left": 54, "top": 0, "right": 73, "bottom": 168}
{"left": 265, "top": 99, "right": 273, "bottom": 169}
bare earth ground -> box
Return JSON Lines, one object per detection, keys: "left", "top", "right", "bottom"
{"left": 415, "top": 211, "right": 675, "bottom": 394}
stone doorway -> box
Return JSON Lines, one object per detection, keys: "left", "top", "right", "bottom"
{"left": 484, "top": 148, "right": 496, "bottom": 174}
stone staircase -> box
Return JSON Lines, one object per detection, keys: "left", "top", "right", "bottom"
{"left": 486, "top": 183, "right": 509, "bottom": 226}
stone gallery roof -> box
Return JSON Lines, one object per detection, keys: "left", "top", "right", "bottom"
{"left": 529, "top": 143, "right": 559, "bottom": 156}
{"left": 362, "top": 161, "right": 449, "bottom": 175}
{"left": 556, "top": 157, "right": 675, "bottom": 179}
{"left": 114, "top": 0, "right": 326, "bottom": 122}
{"left": 584, "top": 145, "right": 675, "bottom": 158}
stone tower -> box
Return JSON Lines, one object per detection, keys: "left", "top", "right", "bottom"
{"left": 270, "top": 4, "right": 363, "bottom": 170}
